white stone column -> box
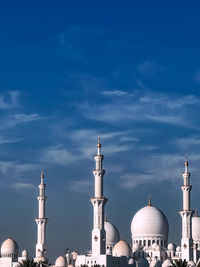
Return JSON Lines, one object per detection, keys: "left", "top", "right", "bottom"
{"left": 179, "top": 158, "right": 194, "bottom": 262}
{"left": 91, "top": 138, "right": 107, "bottom": 256}
{"left": 35, "top": 170, "right": 48, "bottom": 258}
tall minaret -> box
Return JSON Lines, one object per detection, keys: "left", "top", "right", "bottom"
{"left": 35, "top": 170, "right": 48, "bottom": 258}
{"left": 179, "top": 156, "right": 194, "bottom": 261}
{"left": 90, "top": 138, "right": 107, "bottom": 256}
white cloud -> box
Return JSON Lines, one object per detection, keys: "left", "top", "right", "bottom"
{"left": 137, "top": 61, "right": 165, "bottom": 77}
{"left": 0, "top": 161, "right": 38, "bottom": 176}
{"left": 101, "top": 90, "right": 127, "bottom": 96}
{"left": 11, "top": 182, "right": 35, "bottom": 190}
{"left": 68, "top": 179, "right": 93, "bottom": 194}
{"left": 0, "top": 136, "right": 23, "bottom": 144}
{"left": 0, "top": 113, "right": 43, "bottom": 129}
{"left": 194, "top": 70, "right": 200, "bottom": 83}
{"left": 41, "top": 145, "right": 79, "bottom": 166}
{"left": 0, "top": 91, "right": 19, "bottom": 109}
{"left": 79, "top": 91, "right": 199, "bottom": 129}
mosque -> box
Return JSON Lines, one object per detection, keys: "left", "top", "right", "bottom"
{"left": 0, "top": 138, "right": 200, "bottom": 267}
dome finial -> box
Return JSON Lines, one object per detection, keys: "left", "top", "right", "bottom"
{"left": 196, "top": 208, "right": 198, "bottom": 217}
{"left": 148, "top": 194, "right": 152, "bottom": 206}
{"left": 104, "top": 214, "right": 107, "bottom": 222}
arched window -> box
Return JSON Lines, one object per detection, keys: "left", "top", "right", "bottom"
{"left": 148, "top": 240, "right": 151, "bottom": 246}
{"left": 143, "top": 240, "right": 146, "bottom": 246}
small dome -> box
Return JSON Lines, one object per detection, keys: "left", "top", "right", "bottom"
{"left": 22, "top": 249, "right": 28, "bottom": 257}
{"left": 150, "top": 258, "right": 162, "bottom": 267}
{"left": 152, "top": 243, "right": 157, "bottom": 250}
{"left": 105, "top": 221, "right": 120, "bottom": 244}
{"left": 55, "top": 256, "right": 66, "bottom": 267}
{"left": 192, "top": 216, "right": 200, "bottom": 241}
{"left": 133, "top": 243, "right": 140, "bottom": 251}
{"left": 162, "top": 259, "right": 172, "bottom": 267}
{"left": 131, "top": 206, "right": 169, "bottom": 239}
{"left": 176, "top": 246, "right": 181, "bottom": 252}
{"left": 167, "top": 243, "right": 175, "bottom": 250}
{"left": 71, "top": 251, "right": 79, "bottom": 260}
{"left": 188, "top": 261, "right": 195, "bottom": 267}
{"left": 128, "top": 258, "right": 136, "bottom": 267}
{"left": 112, "top": 240, "right": 132, "bottom": 257}
{"left": 138, "top": 258, "right": 149, "bottom": 267}
{"left": 129, "top": 259, "right": 134, "bottom": 264}
{"left": 1, "top": 238, "right": 18, "bottom": 256}
{"left": 37, "top": 250, "right": 43, "bottom": 257}
{"left": 155, "top": 245, "right": 161, "bottom": 251}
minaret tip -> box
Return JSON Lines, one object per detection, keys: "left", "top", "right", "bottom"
{"left": 97, "top": 137, "right": 101, "bottom": 147}
{"left": 148, "top": 194, "right": 152, "bottom": 206}
{"left": 185, "top": 154, "right": 188, "bottom": 167}
{"left": 41, "top": 169, "right": 44, "bottom": 179}
{"left": 97, "top": 137, "right": 101, "bottom": 155}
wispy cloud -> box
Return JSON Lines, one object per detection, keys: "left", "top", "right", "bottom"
{"left": 0, "top": 91, "right": 19, "bottom": 109}
{"left": 0, "top": 136, "right": 23, "bottom": 144}
{"left": 101, "top": 90, "right": 127, "bottom": 96}
{"left": 68, "top": 179, "right": 93, "bottom": 194}
{"left": 79, "top": 91, "right": 200, "bottom": 128}
{"left": 11, "top": 182, "right": 35, "bottom": 190}
{"left": 137, "top": 61, "right": 165, "bottom": 78}
{"left": 0, "top": 161, "right": 38, "bottom": 177}
{"left": 0, "top": 113, "right": 43, "bottom": 129}
{"left": 194, "top": 70, "right": 200, "bottom": 83}
{"left": 41, "top": 145, "right": 79, "bottom": 166}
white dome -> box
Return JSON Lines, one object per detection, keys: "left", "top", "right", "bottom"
{"left": 167, "top": 243, "right": 175, "bottom": 250}
{"left": 131, "top": 206, "right": 169, "bottom": 238}
{"left": 129, "top": 259, "right": 134, "bottom": 264}
{"left": 133, "top": 243, "right": 140, "bottom": 251}
{"left": 162, "top": 259, "right": 172, "bottom": 267}
{"left": 188, "top": 261, "right": 195, "bottom": 267}
{"left": 105, "top": 221, "right": 120, "bottom": 244}
{"left": 138, "top": 258, "right": 149, "bottom": 267}
{"left": 155, "top": 245, "right": 161, "bottom": 251}
{"left": 22, "top": 249, "right": 28, "bottom": 257}
{"left": 176, "top": 246, "right": 181, "bottom": 252}
{"left": 192, "top": 216, "right": 200, "bottom": 241}
{"left": 55, "top": 256, "right": 66, "bottom": 267}
{"left": 152, "top": 243, "right": 157, "bottom": 250}
{"left": 112, "top": 240, "right": 132, "bottom": 257}
{"left": 150, "top": 258, "right": 162, "bottom": 267}
{"left": 1, "top": 238, "right": 18, "bottom": 256}
{"left": 71, "top": 251, "right": 79, "bottom": 260}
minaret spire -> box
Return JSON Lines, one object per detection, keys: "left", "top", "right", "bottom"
{"left": 179, "top": 156, "right": 194, "bottom": 261}
{"left": 90, "top": 138, "right": 107, "bottom": 256}
{"left": 148, "top": 194, "right": 151, "bottom": 206}
{"left": 35, "top": 169, "right": 48, "bottom": 260}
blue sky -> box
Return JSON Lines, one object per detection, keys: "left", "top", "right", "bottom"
{"left": 1, "top": 0, "right": 200, "bottom": 263}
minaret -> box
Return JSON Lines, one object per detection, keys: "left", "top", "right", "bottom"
{"left": 179, "top": 156, "right": 194, "bottom": 261}
{"left": 35, "top": 170, "right": 48, "bottom": 258}
{"left": 90, "top": 138, "right": 107, "bottom": 256}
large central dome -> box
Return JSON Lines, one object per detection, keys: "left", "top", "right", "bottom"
{"left": 131, "top": 205, "right": 169, "bottom": 248}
